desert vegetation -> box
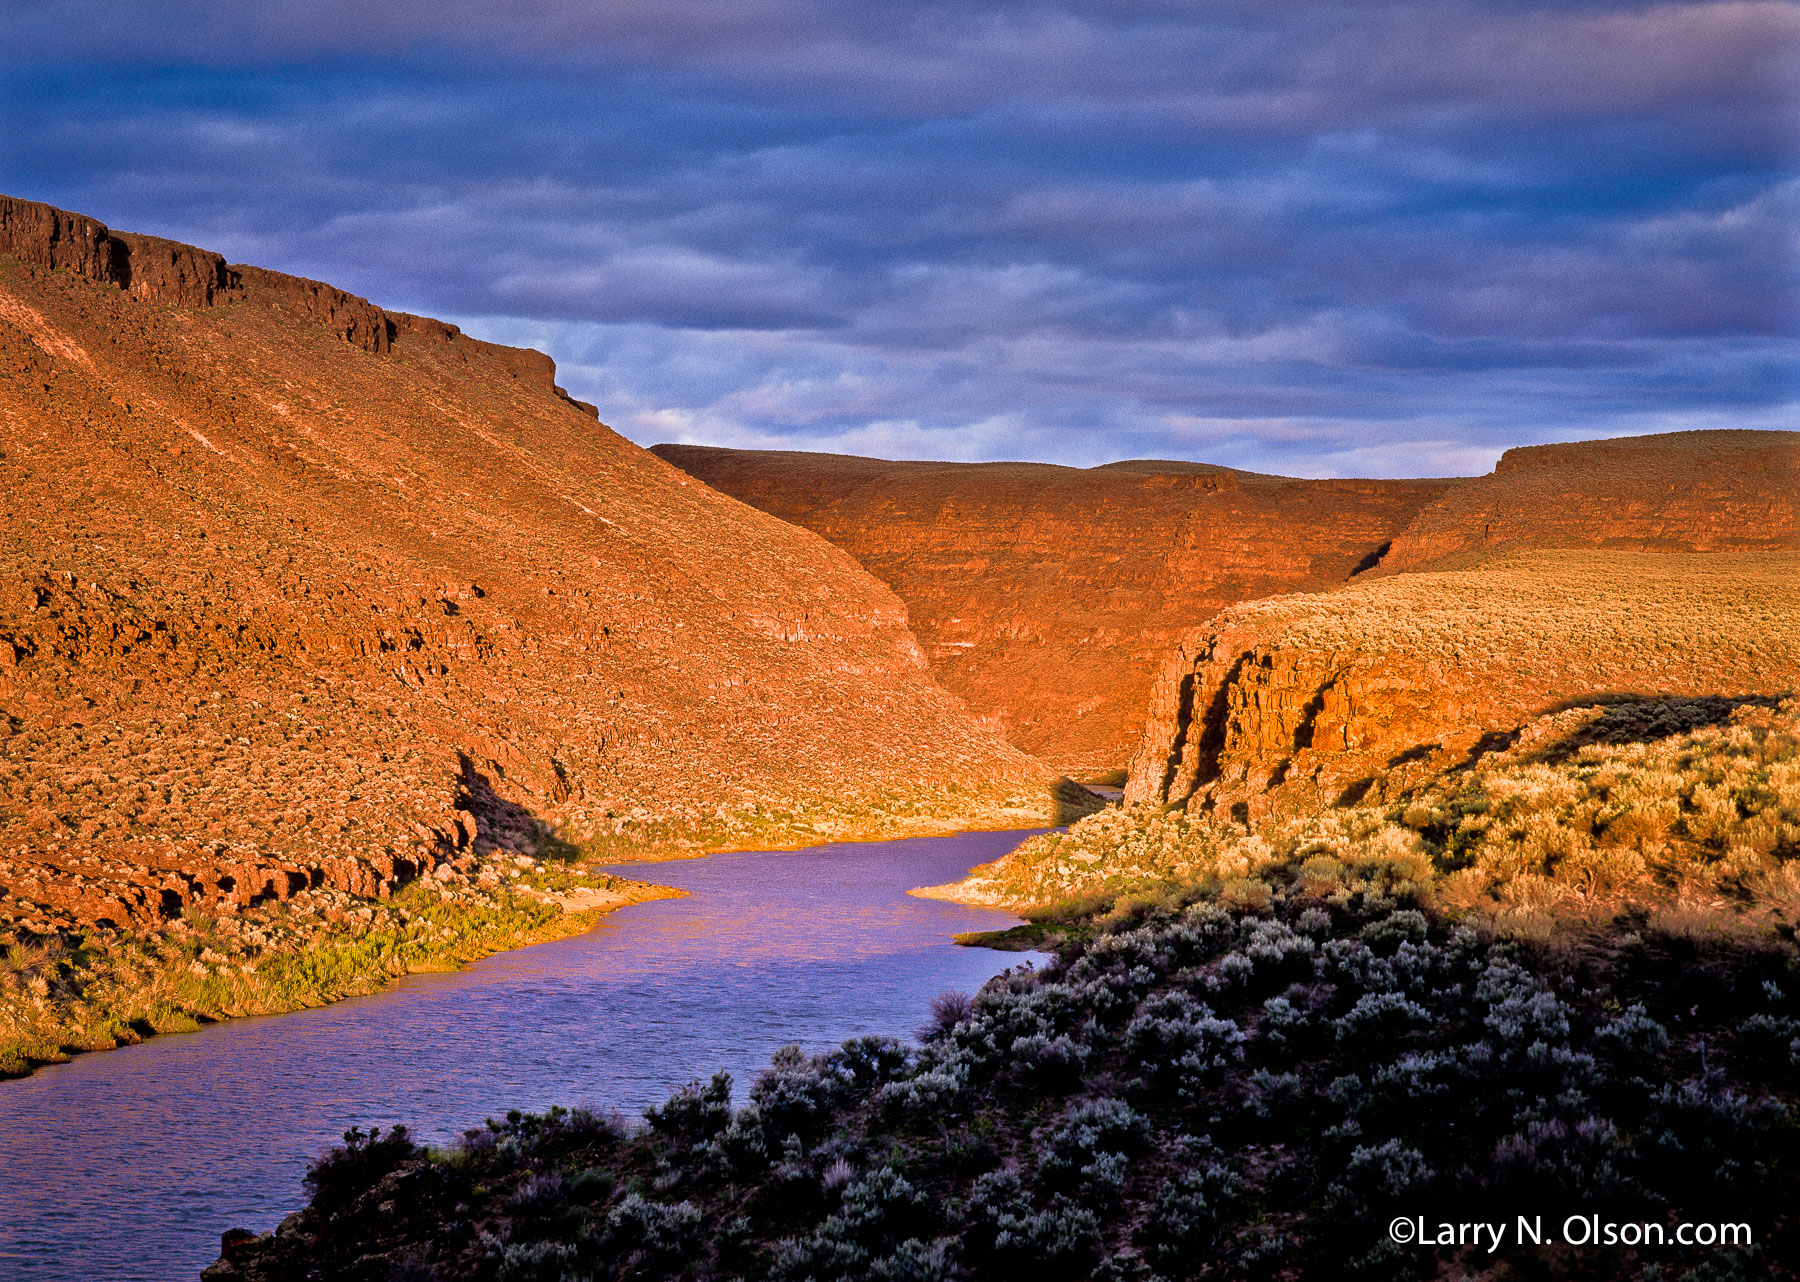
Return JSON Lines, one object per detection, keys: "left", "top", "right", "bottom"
{"left": 1219, "top": 549, "right": 1796, "bottom": 680}
{"left": 945, "top": 696, "right": 1800, "bottom": 937}
{"left": 196, "top": 693, "right": 1800, "bottom": 1277}
{"left": 207, "top": 882, "right": 1798, "bottom": 1280}
{"left": 0, "top": 858, "right": 675, "bottom": 1078}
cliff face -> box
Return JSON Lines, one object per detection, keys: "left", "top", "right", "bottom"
{"left": 1125, "top": 548, "right": 1800, "bottom": 827}
{"left": 0, "top": 197, "right": 1046, "bottom": 937}
{"left": 1381, "top": 429, "right": 1799, "bottom": 570}
{"left": 0, "top": 193, "right": 597, "bottom": 407}
{"left": 652, "top": 446, "right": 1455, "bottom": 774}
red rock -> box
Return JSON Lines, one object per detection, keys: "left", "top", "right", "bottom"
{"left": 653, "top": 447, "right": 1455, "bottom": 774}
{"left": 1124, "top": 543, "right": 1800, "bottom": 828}
{"left": 0, "top": 196, "right": 1047, "bottom": 937}
{"left": 1381, "top": 430, "right": 1798, "bottom": 570}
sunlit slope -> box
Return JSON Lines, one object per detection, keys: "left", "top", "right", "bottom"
{"left": 1382, "top": 429, "right": 1798, "bottom": 571}
{"left": 0, "top": 197, "right": 1047, "bottom": 936}
{"left": 1126, "top": 548, "right": 1800, "bottom": 825}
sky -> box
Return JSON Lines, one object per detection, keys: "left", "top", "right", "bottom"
{"left": 2, "top": 1, "right": 1796, "bottom": 477}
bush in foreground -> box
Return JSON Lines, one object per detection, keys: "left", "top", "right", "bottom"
{"left": 207, "top": 883, "right": 1798, "bottom": 1281}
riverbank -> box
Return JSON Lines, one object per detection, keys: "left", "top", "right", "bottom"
{"left": 577, "top": 776, "right": 1106, "bottom": 865}
{"left": 0, "top": 772, "right": 1098, "bottom": 1082}
{"left": 0, "top": 829, "right": 1043, "bottom": 1282}
{"left": 0, "top": 780, "right": 1092, "bottom": 1083}
{"left": 0, "top": 859, "right": 679, "bottom": 1079}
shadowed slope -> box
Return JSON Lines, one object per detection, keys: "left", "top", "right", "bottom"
{"left": 0, "top": 196, "right": 1047, "bottom": 939}
{"left": 652, "top": 445, "right": 1455, "bottom": 775}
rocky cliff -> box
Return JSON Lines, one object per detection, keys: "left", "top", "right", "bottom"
{"left": 1380, "top": 429, "right": 1798, "bottom": 570}
{"left": 1124, "top": 548, "right": 1800, "bottom": 828}
{"left": 0, "top": 193, "right": 597, "bottom": 406}
{"left": 652, "top": 446, "right": 1455, "bottom": 775}
{"left": 0, "top": 196, "right": 1047, "bottom": 939}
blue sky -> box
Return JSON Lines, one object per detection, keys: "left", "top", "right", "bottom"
{"left": 2, "top": 1, "right": 1795, "bottom": 476}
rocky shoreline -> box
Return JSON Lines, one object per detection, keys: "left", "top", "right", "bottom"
{"left": 0, "top": 853, "right": 679, "bottom": 1079}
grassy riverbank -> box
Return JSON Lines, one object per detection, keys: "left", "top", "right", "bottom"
{"left": 923, "top": 696, "right": 1800, "bottom": 940}
{"left": 0, "top": 778, "right": 1097, "bottom": 1081}
{"left": 0, "top": 861, "right": 678, "bottom": 1079}
{"left": 573, "top": 777, "right": 1103, "bottom": 865}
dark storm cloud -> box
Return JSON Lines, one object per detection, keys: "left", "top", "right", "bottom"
{"left": 1, "top": 1, "right": 1793, "bottom": 474}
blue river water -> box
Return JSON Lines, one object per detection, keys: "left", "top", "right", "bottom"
{"left": 0, "top": 828, "right": 1047, "bottom": 1282}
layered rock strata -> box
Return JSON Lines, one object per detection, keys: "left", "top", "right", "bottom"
{"left": 1125, "top": 548, "right": 1800, "bottom": 828}
{"left": 0, "top": 197, "right": 1047, "bottom": 938}
{"left": 653, "top": 446, "right": 1456, "bottom": 774}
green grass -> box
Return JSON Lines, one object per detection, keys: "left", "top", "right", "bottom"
{"left": 0, "top": 864, "right": 676, "bottom": 1078}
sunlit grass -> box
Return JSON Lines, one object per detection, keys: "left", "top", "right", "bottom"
{"left": 943, "top": 697, "right": 1800, "bottom": 941}
{"left": 0, "top": 865, "right": 676, "bottom": 1077}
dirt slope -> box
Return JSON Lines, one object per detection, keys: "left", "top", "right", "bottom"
{"left": 1124, "top": 548, "right": 1800, "bottom": 828}
{"left": 652, "top": 446, "right": 1454, "bottom": 774}
{"left": 0, "top": 195, "right": 1046, "bottom": 937}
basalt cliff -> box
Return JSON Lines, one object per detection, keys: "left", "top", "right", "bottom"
{"left": 1122, "top": 546, "right": 1800, "bottom": 830}
{"left": 0, "top": 195, "right": 1047, "bottom": 946}
{"left": 1123, "top": 431, "right": 1800, "bottom": 828}
{"left": 652, "top": 447, "right": 1455, "bottom": 775}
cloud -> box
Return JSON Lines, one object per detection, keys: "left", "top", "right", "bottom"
{"left": 0, "top": 0, "right": 1792, "bottom": 474}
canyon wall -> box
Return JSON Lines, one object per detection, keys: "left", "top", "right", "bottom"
{"left": 1380, "top": 429, "right": 1799, "bottom": 570}
{"left": 652, "top": 446, "right": 1456, "bottom": 774}
{"left": 0, "top": 196, "right": 1047, "bottom": 937}
{"left": 0, "top": 193, "right": 598, "bottom": 407}
{"left": 1125, "top": 547, "right": 1800, "bottom": 827}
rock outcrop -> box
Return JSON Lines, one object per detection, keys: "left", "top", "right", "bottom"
{"left": 653, "top": 447, "right": 1456, "bottom": 774}
{"left": 1380, "top": 429, "right": 1799, "bottom": 570}
{"left": 0, "top": 193, "right": 595, "bottom": 405}
{"left": 1125, "top": 548, "right": 1800, "bottom": 828}
{"left": 0, "top": 197, "right": 1047, "bottom": 937}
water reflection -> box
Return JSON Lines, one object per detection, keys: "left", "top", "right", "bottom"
{"left": 0, "top": 828, "right": 1047, "bottom": 1282}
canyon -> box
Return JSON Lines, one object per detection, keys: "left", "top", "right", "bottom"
{"left": 653, "top": 447, "right": 1455, "bottom": 774}
{"left": 0, "top": 195, "right": 1046, "bottom": 950}
{"left": 4, "top": 192, "right": 1796, "bottom": 1084}
{"left": 655, "top": 430, "right": 1798, "bottom": 783}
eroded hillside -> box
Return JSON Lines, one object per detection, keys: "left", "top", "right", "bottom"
{"left": 0, "top": 195, "right": 1047, "bottom": 942}
{"left": 652, "top": 446, "right": 1454, "bottom": 774}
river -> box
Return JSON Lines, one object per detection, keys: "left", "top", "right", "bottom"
{"left": 0, "top": 828, "right": 1047, "bottom": 1282}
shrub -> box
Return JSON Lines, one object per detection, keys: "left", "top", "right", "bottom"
{"left": 304, "top": 1124, "right": 421, "bottom": 1212}
{"left": 645, "top": 1071, "right": 733, "bottom": 1146}
{"left": 225, "top": 876, "right": 1800, "bottom": 1282}
{"left": 1142, "top": 1158, "right": 1243, "bottom": 1267}
{"left": 600, "top": 1193, "right": 704, "bottom": 1273}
